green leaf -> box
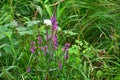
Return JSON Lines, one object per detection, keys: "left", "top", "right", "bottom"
{"left": 16, "top": 27, "right": 33, "bottom": 36}
{"left": 114, "top": 75, "right": 120, "bottom": 80}
{"left": 10, "top": 20, "right": 18, "bottom": 27}
{"left": 27, "top": 20, "right": 41, "bottom": 27}
{"left": 0, "top": 32, "right": 5, "bottom": 40}
{"left": 63, "top": 30, "right": 78, "bottom": 36}
{"left": 0, "top": 44, "right": 11, "bottom": 49}
{"left": 75, "top": 40, "right": 83, "bottom": 46}
{"left": 0, "top": 66, "right": 17, "bottom": 79}
{"left": 35, "top": 5, "right": 43, "bottom": 17}
{"left": 0, "top": 25, "right": 8, "bottom": 40}
{"left": 44, "top": 0, "right": 49, "bottom": 3}
{"left": 69, "top": 45, "right": 80, "bottom": 55}
{"left": 0, "top": 52, "right": 2, "bottom": 57}
{"left": 44, "top": 4, "right": 52, "bottom": 17}
{"left": 96, "top": 70, "right": 103, "bottom": 77}
{"left": 3, "top": 46, "right": 12, "bottom": 53}
{"left": 4, "top": 31, "right": 12, "bottom": 41}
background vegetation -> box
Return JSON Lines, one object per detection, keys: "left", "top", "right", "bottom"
{"left": 0, "top": 0, "right": 120, "bottom": 80}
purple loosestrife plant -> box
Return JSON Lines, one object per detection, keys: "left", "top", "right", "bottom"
{"left": 51, "top": 15, "right": 58, "bottom": 31}
{"left": 51, "top": 14, "right": 58, "bottom": 50}
{"left": 28, "top": 9, "right": 71, "bottom": 76}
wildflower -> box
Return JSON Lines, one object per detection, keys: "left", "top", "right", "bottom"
{"left": 47, "top": 35, "right": 51, "bottom": 40}
{"left": 58, "top": 60, "right": 62, "bottom": 69}
{"left": 41, "top": 45, "right": 48, "bottom": 55}
{"left": 26, "top": 67, "right": 30, "bottom": 73}
{"left": 30, "top": 48, "right": 35, "bottom": 53}
{"left": 44, "top": 19, "right": 52, "bottom": 26}
{"left": 38, "top": 34, "right": 42, "bottom": 44}
{"left": 52, "top": 35, "right": 58, "bottom": 49}
{"left": 30, "top": 42, "right": 36, "bottom": 53}
{"left": 64, "top": 53, "right": 69, "bottom": 60}
{"left": 51, "top": 14, "right": 58, "bottom": 31}
{"left": 62, "top": 43, "right": 70, "bottom": 61}
{"left": 62, "top": 43, "right": 70, "bottom": 52}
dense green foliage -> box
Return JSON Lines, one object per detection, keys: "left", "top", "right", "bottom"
{"left": 0, "top": 0, "right": 120, "bottom": 80}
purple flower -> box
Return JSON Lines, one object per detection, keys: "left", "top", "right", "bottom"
{"left": 38, "top": 34, "right": 42, "bottom": 44}
{"left": 65, "top": 43, "right": 70, "bottom": 47}
{"left": 51, "top": 15, "right": 56, "bottom": 24}
{"left": 62, "top": 43, "right": 70, "bottom": 52}
{"left": 26, "top": 67, "right": 30, "bottom": 73}
{"left": 30, "top": 48, "right": 35, "bottom": 53}
{"left": 62, "top": 47, "right": 68, "bottom": 52}
{"left": 51, "top": 12, "right": 59, "bottom": 49}
{"left": 47, "top": 35, "right": 51, "bottom": 40}
{"left": 41, "top": 45, "right": 48, "bottom": 55}
{"left": 64, "top": 53, "right": 69, "bottom": 61}
{"left": 58, "top": 60, "right": 62, "bottom": 69}
{"left": 30, "top": 42, "right": 36, "bottom": 53}
{"left": 62, "top": 43, "right": 70, "bottom": 61}
{"left": 52, "top": 35, "right": 58, "bottom": 49}
{"left": 46, "top": 31, "right": 51, "bottom": 41}
{"left": 30, "top": 42, "right": 35, "bottom": 46}
{"left": 51, "top": 14, "right": 58, "bottom": 31}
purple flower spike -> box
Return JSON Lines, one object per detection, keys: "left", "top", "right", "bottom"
{"left": 30, "top": 42, "right": 35, "bottom": 45}
{"left": 47, "top": 35, "right": 51, "bottom": 40}
{"left": 46, "top": 35, "right": 51, "bottom": 41}
{"left": 41, "top": 45, "right": 48, "bottom": 50}
{"left": 30, "top": 48, "right": 35, "bottom": 53}
{"left": 41, "top": 45, "right": 48, "bottom": 55}
{"left": 51, "top": 14, "right": 58, "bottom": 31}
{"left": 26, "top": 67, "right": 30, "bottom": 73}
{"left": 51, "top": 15, "right": 56, "bottom": 23}
{"left": 58, "top": 60, "right": 62, "bottom": 69}
{"left": 65, "top": 43, "right": 70, "bottom": 47}
{"left": 62, "top": 43, "right": 70, "bottom": 52}
{"left": 64, "top": 53, "right": 69, "bottom": 61}
{"left": 52, "top": 35, "right": 58, "bottom": 49}
{"left": 38, "top": 35, "right": 42, "bottom": 44}
{"left": 62, "top": 47, "right": 68, "bottom": 52}
{"left": 30, "top": 41, "right": 36, "bottom": 53}
{"left": 52, "top": 22, "right": 58, "bottom": 31}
